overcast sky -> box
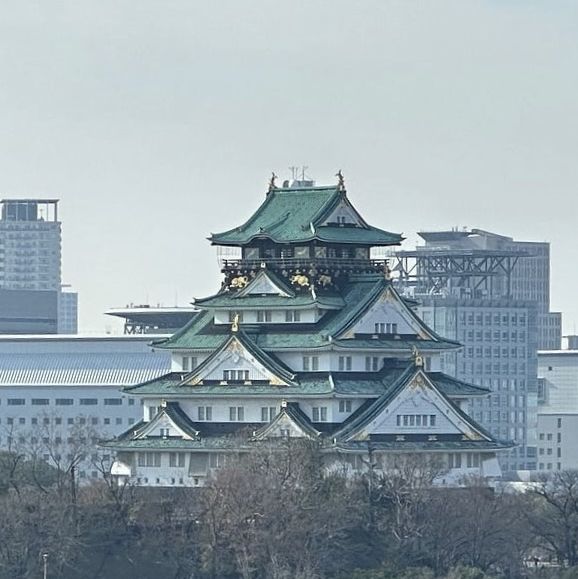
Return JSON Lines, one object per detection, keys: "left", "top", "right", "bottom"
{"left": 1, "top": 1, "right": 577, "bottom": 334}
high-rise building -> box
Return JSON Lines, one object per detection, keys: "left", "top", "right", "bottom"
{"left": 0, "top": 198, "right": 78, "bottom": 334}
{"left": 104, "top": 177, "right": 510, "bottom": 488}
{"left": 392, "top": 228, "right": 560, "bottom": 471}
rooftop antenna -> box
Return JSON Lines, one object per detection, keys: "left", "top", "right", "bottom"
{"left": 288, "top": 166, "right": 310, "bottom": 181}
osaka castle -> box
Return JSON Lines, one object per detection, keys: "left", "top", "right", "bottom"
{"left": 106, "top": 174, "right": 511, "bottom": 486}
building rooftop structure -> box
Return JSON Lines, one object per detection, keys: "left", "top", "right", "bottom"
{"left": 0, "top": 197, "right": 78, "bottom": 334}
{"left": 106, "top": 305, "right": 199, "bottom": 335}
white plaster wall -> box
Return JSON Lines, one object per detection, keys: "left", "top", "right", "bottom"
{"left": 213, "top": 309, "right": 318, "bottom": 325}
{"left": 171, "top": 353, "right": 209, "bottom": 372}
{"left": 538, "top": 352, "right": 578, "bottom": 413}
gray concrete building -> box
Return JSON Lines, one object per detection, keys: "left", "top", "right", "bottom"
{"left": 392, "top": 228, "right": 560, "bottom": 471}
{"left": 0, "top": 199, "right": 78, "bottom": 334}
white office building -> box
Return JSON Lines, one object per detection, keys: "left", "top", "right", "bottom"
{"left": 537, "top": 346, "right": 578, "bottom": 471}
{"left": 0, "top": 334, "right": 170, "bottom": 480}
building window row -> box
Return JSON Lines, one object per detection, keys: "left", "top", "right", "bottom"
{"left": 223, "top": 370, "right": 250, "bottom": 381}
{"left": 374, "top": 322, "right": 398, "bottom": 335}
{"left": 2, "top": 415, "right": 134, "bottom": 427}
{"left": 0, "top": 397, "right": 134, "bottom": 407}
{"left": 396, "top": 414, "right": 436, "bottom": 427}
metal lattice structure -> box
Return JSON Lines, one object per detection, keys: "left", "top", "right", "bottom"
{"left": 392, "top": 249, "right": 526, "bottom": 298}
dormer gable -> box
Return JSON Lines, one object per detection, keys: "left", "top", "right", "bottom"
{"left": 182, "top": 332, "right": 296, "bottom": 387}
{"left": 252, "top": 402, "right": 320, "bottom": 440}
{"left": 235, "top": 269, "right": 295, "bottom": 298}
{"left": 136, "top": 402, "right": 199, "bottom": 441}
{"left": 338, "top": 283, "right": 439, "bottom": 341}
{"left": 336, "top": 366, "right": 493, "bottom": 443}
{"left": 320, "top": 196, "right": 367, "bottom": 228}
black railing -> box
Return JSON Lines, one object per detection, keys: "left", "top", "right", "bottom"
{"left": 222, "top": 257, "right": 388, "bottom": 270}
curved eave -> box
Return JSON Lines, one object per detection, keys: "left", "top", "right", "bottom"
{"left": 210, "top": 229, "right": 403, "bottom": 247}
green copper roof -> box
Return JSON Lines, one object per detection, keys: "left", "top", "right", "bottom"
{"left": 124, "top": 365, "right": 486, "bottom": 400}
{"left": 335, "top": 440, "right": 513, "bottom": 452}
{"left": 209, "top": 186, "right": 402, "bottom": 247}
{"left": 156, "top": 276, "right": 460, "bottom": 353}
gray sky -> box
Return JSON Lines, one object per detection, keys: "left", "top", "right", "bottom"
{"left": 1, "top": 0, "right": 577, "bottom": 334}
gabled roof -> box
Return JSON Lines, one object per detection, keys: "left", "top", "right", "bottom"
{"left": 121, "top": 402, "right": 200, "bottom": 441}
{"left": 328, "top": 276, "right": 456, "bottom": 344}
{"left": 182, "top": 330, "right": 297, "bottom": 387}
{"left": 333, "top": 364, "right": 497, "bottom": 444}
{"left": 252, "top": 402, "right": 321, "bottom": 440}
{"left": 209, "top": 186, "right": 402, "bottom": 247}
{"left": 236, "top": 268, "right": 295, "bottom": 297}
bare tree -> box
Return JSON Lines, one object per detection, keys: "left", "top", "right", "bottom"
{"left": 526, "top": 470, "right": 578, "bottom": 567}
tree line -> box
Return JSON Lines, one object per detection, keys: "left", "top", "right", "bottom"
{"left": 2, "top": 442, "right": 578, "bottom": 579}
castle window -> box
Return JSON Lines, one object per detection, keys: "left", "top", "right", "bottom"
{"left": 169, "top": 453, "right": 186, "bottom": 467}
{"left": 302, "top": 356, "right": 319, "bottom": 371}
{"left": 182, "top": 356, "right": 198, "bottom": 372}
{"left": 374, "top": 323, "right": 398, "bottom": 335}
{"left": 138, "top": 452, "right": 161, "bottom": 468}
{"left": 448, "top": 453, "right": 462, "bottom": 469}
{"left": 312, "top": 407, "right": 327, "bottom": 422}
{"left": 160, "top": 428, "right": 170, "bottom": 438}
{"left": 396, "top": 414, "right": 437, "bottom": 427}
{"left": 229, "top": 406, "right": 245, "bottom": 421}
{"left": 261, "top": 407, "right": 277, "bottom": 422}
{"left": 210, "top": 453, "right": 226, "bottom": 469}
{"left": 466, "top": 453, "right": 481, "bottom": 468}
{"left": 148, "top": 406, "right": 160, "bottom": 421}
{"left": 365, "top": 356, "right": 379, "bottom": 371}
{"left": 339, "top": 400, "right": 352, "bottom": 413}
{"left": 198, "top": 406, "right": 212, "bottom": 421}
{"left": 338, "top": 356, "right": 352, "bottom": 371}
{"left": 257, "top": 310, "right": 272, "bottom": 322}
{"left": 223, "top": 370, "right": 250, "bottom": 381}
{"left": 285, "top": 310, "right": 301, "bottom": 322}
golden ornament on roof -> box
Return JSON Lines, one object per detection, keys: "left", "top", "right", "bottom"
{"left": 230, "top": 275, "right": 249, "bottom": 289}
{"left": 291, "top": 274, "right": 310, "bottom": 287}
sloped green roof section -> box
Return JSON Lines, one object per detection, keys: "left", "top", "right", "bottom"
{"left": 156, "top": 276, "right": 460, "bottom": 353}
{"left": 210, "top": 186, "right": 402, "bottom": 247}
